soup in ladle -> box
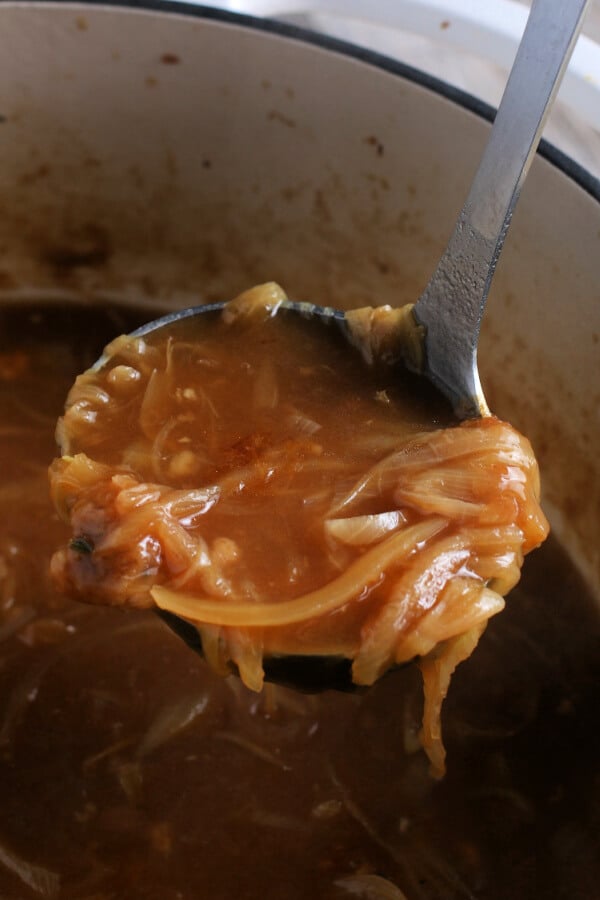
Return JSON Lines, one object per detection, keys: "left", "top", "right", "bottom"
{"left": 49, "top": 284, "right": 548, "bottom": 776}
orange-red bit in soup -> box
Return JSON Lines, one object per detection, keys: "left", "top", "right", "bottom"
{"left": 49, "top": 284, "right": 549, "bottom": 775}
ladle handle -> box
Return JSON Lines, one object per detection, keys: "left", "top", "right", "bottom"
{"left": 413, "top": 0, "right": 590, "bottom": 418}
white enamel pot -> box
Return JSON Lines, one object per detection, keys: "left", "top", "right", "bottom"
{"left": 0, "top": 1, "right": 598, "bottom": 591}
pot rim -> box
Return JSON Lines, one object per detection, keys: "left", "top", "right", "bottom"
{"left": 7, "top": 0, "right": 600, "bottom": 203}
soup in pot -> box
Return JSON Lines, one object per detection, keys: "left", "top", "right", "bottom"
{"left": 0, "top": 300, "right": 598, "bottom": 900}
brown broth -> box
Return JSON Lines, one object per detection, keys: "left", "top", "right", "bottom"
{"left": 0, "top": 301, "right": 598, "bottom": 900}
{"left": 56, "top": 302, "right": 454, "bottom": 605}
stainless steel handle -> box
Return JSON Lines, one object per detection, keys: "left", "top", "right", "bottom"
{"left": 413, "top": 0, "right": 590, "bottom": 418}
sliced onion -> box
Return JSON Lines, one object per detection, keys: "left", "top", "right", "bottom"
{"left": 137, "top": 691, "right": 210, "bottom": 758}
{"left": 0, "top": 605, "right": 36, "bottom": 644}
{"left": 213, "top": 730, "right": 291, "bottom": 771}
{"left": 152, "top": 518, "right": 446, "bottom": 628}
{"left": 325, "top": 511, "right": 405, "bottom": 546}
{"left": 334, "top": 873, "right": 408, "bottom": 900}
{"left": 252, "top": 359, "right": 279, "bottom": 410}
{"left": 286, "top": 410, "right": 321, "bottom": 436}
{"left": 0, "top": 838, "right": 60, "bottom": 897}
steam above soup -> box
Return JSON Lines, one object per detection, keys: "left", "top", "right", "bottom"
{"left": 49, "top": 284, "right": 548, "bottom": 775}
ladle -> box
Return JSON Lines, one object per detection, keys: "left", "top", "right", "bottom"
{"left": 101, "top": 0, "right": 590, "bottom": 692}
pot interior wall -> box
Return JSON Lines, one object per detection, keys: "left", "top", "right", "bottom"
{"left": 0, "top": 3, "right": 598, "bottom": 591}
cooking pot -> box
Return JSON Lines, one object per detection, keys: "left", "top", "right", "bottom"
{"left": 0, "top": 2, "right": 598, "bottom": 896}
{"left": 0, "top": 1, "right": 597, "bottom": 591}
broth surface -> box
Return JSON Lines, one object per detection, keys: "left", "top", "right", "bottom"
{"left": 52, "top": 297, "right": 454, "bottom": 612}
{"left": 0, "top": 302, "right": 598, "bottom": 899}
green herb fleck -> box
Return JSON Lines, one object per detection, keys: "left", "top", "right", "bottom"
{"left": 69, "top": 537, "right": 94, "bottom": 555}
